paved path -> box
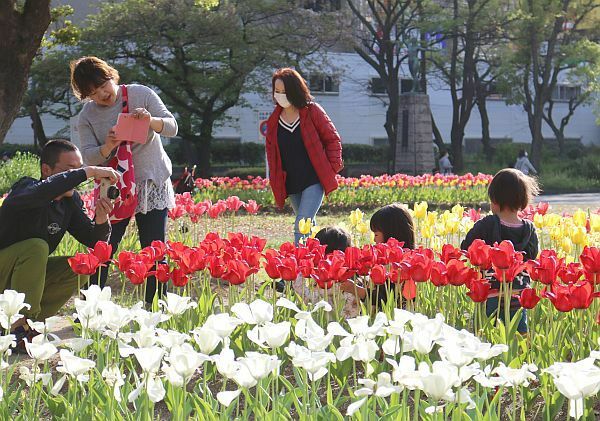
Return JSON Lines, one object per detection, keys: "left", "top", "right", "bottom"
{"left": 536, "top": 192, "right": 600, "bottom": 208}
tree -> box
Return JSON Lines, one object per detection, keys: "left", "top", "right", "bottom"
{"left": 0, "top": 0, "right": 51, "bottom": 144}
{"left": 81, "top": 0, "right": 339, "bottom": 176}
{"left": 345, "top": 0, "right": 421, "bottom": 173}
{"left": 499, "top": 0, "right": 600, "bottom": 169}
{"left": 20, "top": 5, "right": 82, "bottom": 149}
{"left": 425, "top": 0, "right": 511, "bottom": 171}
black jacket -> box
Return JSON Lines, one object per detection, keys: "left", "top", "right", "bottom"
{"left": 0, "top": 169, "right": 110, "bottom": 254}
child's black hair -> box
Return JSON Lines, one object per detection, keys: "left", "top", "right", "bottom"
{"left": 488, "top": 168, "right": 540, "bottom": 211}
{"left": 314, "top": 227, "right": 351, "bottom": 254}
{"left": 369, "top": 203, "right": 415, "bottom": 249}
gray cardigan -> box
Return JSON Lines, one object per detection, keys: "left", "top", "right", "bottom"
{"left": 78, "top": 84, "right": 178, "bottom": 184}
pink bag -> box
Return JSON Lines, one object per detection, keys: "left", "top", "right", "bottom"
{"left": 94, "top": 85, "right": 138, "bottom": 223}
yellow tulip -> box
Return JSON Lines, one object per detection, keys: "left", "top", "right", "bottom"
{"left": 298, "top": 218, "right": 312, "bottom": 235}
{"left": 369, "top": 231, "right": 375, "bottom": 243}
{"left": 356, "top": 221, "right": 369, "bottom": 234}
{"left": 573, "top": 209, "right": 587, "bottom": 227}
{"left": 544, "top": 214, "right": 560, "bottom": 228}
{"left": 570, "top": 226, "right": 587, "bottom": 246}
{"left": 447, "top": 218, "right": 460, "bottom": 235}
{"left": 452, "top": 204, "right": 464, "bottom": 218}
{"left": 590, "top": 214, "right": 600, "bottom": 233}
{"left": 426, "top": 211, "right": 437, "bottom": 226}
{"left": 533, "top": 213, "right": 544, "bottom": 229}
{"left": 414, "top": 201, "right": 428, "bottom": 219}
{"left": 349, "top": 208, "right": 364, "bottom": 227}
{"left": 561, "top": 237, "right": 572, "bottom": 254}
{"left": 421, "top": 224, "right": 434, "bottom": 239}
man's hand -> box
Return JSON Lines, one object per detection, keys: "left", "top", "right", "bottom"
{"left": 84, "top": 166, "right": 120, "bottom": 184}
{"left": 95, "top": 197, "right": 114, "bottom": 225}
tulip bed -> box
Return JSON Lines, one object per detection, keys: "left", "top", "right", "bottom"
{"left": 2, "top": 197, "right": 600, "bottom": 420}
{"left": 192, "top": 173, "right": 492, "bottom": 209}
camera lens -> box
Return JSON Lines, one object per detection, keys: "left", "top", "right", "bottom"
{"left": 107, "top": 185, "right": 120, "bottom": 200}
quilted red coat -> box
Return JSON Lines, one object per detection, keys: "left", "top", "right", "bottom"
{"left": 265, "top": 102, "right": 343, "bottom": 208}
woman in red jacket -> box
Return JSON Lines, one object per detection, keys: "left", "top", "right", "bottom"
{"left": 265, "top": 68, "right": 343, "bottom": 244}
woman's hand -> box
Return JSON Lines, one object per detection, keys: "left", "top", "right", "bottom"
{"left": 100, "top": 129, "right": 122, "bottom": 159}
{"left": 132, "top": 107, "right": 164, "bottom": 133}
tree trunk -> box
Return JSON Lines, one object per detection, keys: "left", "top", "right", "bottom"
{"left": 194, "top": 119, "right": 214, "bottom": 178}
{"left": 0, "top": 1, "right": 51, "bottom": 144}
{"left": 29, "top": 104, "right": 47, "bottom": 150}
{"left": 476, "top": 92, "right": 493, "bottom": 161}
{"left": 431, "top": 113, "right": 445, "bottom": 152}
{"left": 450, "top": 125, "right": 464, "bottom": 173}
{"left": 529, "top": 101, "right": 544, "bottom": 170}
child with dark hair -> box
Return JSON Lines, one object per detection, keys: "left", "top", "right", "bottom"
{"left": 367, "top": 204, "right": 416, "bottom": 308}
{"left": 461, "top": 168, "right": 540, "bottom": 333}
{"left": 293, "top": 226, "right": 360, "bottom": 316}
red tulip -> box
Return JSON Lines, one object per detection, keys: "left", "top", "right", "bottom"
{"left": 580, "top": 246, "right": 600, "bottom": 277}
{"left": 493, "top": 260, "right": 526, "bottom": 283}
{"left": 430, "top": 261, "right": 449, "bottom": 287}
{"left": 91, "top": 241, "right": 112, "bottom": 263}
{"left": 467, "top": 280, "right": 491, "bottom": 303}
{"left": 277, "top": 257, "right": 299, "bottom": 281}
{"left": 168, "top": 205, "right": 186, "bottom": 220}
{"left": 226, "top": 196, "right": 244, "bottom": 212}
{"left": 402, "top": 279, "right": 417, "bottom": 300}
{"left": 446, "top": 259, "right": 479, "bottom": 287}
{"left": 407, "top": 250, "right": 433, "bottom": 282}
{"left": 568, "top": 282, "right": 595, "bottom": 309}
{"left": 207, "top": 256, "right": 226, "bottom": 279}
{"left": 557, "top": 262, "right": 584, "bottom": 284}
{"left": 68, "top": 252, "right": 100, "bottom": 275}
{"left": 244, "top": 200, "right": 260, "bottom": 215}
{"left": 328, "top": 252, "right": 355, "bottom": 282}
{"left": 490, "top": 241, "right": 521, "bottom": 269}
{"left": 150, "top": 240, "right": 167, "bottom": 261}
{"left": 263, "top": 251, "right": 282, "bottom": 279}
{"left": 222, "top": 260, "right": 252, "bottom": 285}
{"left": 370, "top": 264, "right": 387, "bottom": 285}
{"left": 466, "top": 239, "right": 492, "bottom": 270}
{"left": 526, "top": 250, "right": 562, "bottom": 285}
{"left": 311, "top": 263, "right": 335, "bottom": 290}
{"left": 170, "top": 268, "right": 189, "bottom": 287}
{"left": 124, "top": 260, "right": 150, "bottom": 285}
{"left": 519, "top": 288, "right": 541, "bottom": 309}
{"left": 440, "top": 244, "right": 463, "bottom": 264}
{"left": 155, "top": 264, "right": 171, "bottom": 284}
{"left": 116, "top": 250, "right": 136, "bottom": 273}
{"left": 299, "top": 258, "right": 314, "bottom": 278}
{"left": 543, "top": 287, "right": 574, "bottom": 312}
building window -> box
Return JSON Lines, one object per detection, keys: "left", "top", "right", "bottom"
{"left": 303, "top": 0, "right": 342, "bottom": 12}
{"left": 552, "top": 84, "right": 580, "bottom": 101}
{"left": 370, "top": 77, "right": 386, "bottom": 95}
{"left": 400, "top": 78, "right": 414, "bottom": 93}
{"left": 309, "top": 74, "right": 339, "bottom": 94}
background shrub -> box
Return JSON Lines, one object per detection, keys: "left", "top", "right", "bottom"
{"left": 0, "top": 152, "right": 40, "bottom": 194}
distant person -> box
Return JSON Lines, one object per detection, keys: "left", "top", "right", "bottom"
{"left": 439, "top": 150, "right": 453, "bottom": 175}
{"left": 1, "top": 152, "right": 10, "bottom": 163}
{"left": 514, "top": 149, "right": 537, "bottom": 175}
{"left": 71, "top": 56, "right": 178, "bottom": 306}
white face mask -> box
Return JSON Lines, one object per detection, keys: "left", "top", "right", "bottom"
{"left": 274, "top": 92, "right": 291, "bottom": 108}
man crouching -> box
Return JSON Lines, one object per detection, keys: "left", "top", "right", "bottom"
{"left": 0, "top": 139, "right": 119, "bottom": 349}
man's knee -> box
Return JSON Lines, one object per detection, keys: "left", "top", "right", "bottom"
{"left": 15, "top": 238, "right": 49, "bottom": 259}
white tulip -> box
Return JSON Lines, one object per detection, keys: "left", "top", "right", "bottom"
{"left": 285, "top": 341, "right": 336, "bottom": 381}
{"left": 0, "top": 290, "right": 30, "bottom": 329}
{"left": 217, "top": 389, "right": 241, "bottom": 407}
{"left": 492, "top": 363, "right": 537, "bottom": 388}
{"left": 203, "top": 313, "right": 242, "bottom": 339}
{"left": 25, "top": 340, "right": 57, "bottom": 361}
{"left": 346, "top": 397, "right": 367, "bottom": 416}
{"left": 133, "top": 306, "right": 171, "bottom": 329}
{"left": 133, "top": 347, "right": 165, "bottom": 375}
{"left": 158, "top": 293, "right": 197, "bottom": 316}
{"left": 247, "top": 321, "right": 290, "bottom": 349}
{"left": 0, "top": 335, "right": 16, "bottom": 354}
{"left": 276, "top": 297, "right": 331, "bottom": 320}
{"left": 146, "top": 375, "right": 166, "bottom": 403}
{"left": 80, "top": 285, "right": 112, "bottom": 304}
{"left": 102, "top": 365, "right": 125, "bottom": 402}
{"left": 212, "top": 347, "right": 238, "bottom": 379}
{"left": 417, "top": 361, "right": 460, "bottom": 402}
{"left": 19, "top": 366, "right": 51, "bottom": 387}
{"left": 50, "top": 375, "right": 67, "bottom": 396}
{"left": 355, "top": 373, "right": 401, "bottom": 398}
{"left": 239, "top": 352, "right": 280, "bottom": 380}
{"left": 167, "top": 343, "right": 210, "bottom": 381}
{"left": 56, "top": 349, "right": 96, "bottom": 383}
{"left": 192, "top": 326, "right": 222, "bottom": 354}
{"left": 386, "top": 356, "right": 420, "bottom": 389}
{"left": 99, "top": 301, "right": 133, "bottom": 334}
{"left": 544, "top": 359, "right": 600, "bottom": 420}
{"left": 231, "top": 299, "right": 273, "bottom": 325}
{"left": 155, "top": 329, "right": 190, "bottom": 350}
{"left": 61, "top": 338, "right": 94, "bottom": 353}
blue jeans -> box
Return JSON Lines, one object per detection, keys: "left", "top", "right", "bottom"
{"left": 89, "top": 208, "right": 168, "bottom": 304}
{"left": 486, "top": 296, "right": 528, "bottom": 333}
{"left": 288, "top": 183, "right": 324, "bottom": 245}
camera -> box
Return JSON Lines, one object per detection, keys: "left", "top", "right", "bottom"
{"left": 99, "top": 178, "right": 120, "bottom": 200}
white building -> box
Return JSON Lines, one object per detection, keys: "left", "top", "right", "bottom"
{"left": 210, "top": 52, "right": 599, "bottom": 148}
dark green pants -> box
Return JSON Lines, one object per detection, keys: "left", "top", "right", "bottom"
{"left": 0, "top": 239, "right": 85, "bottom": 321}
